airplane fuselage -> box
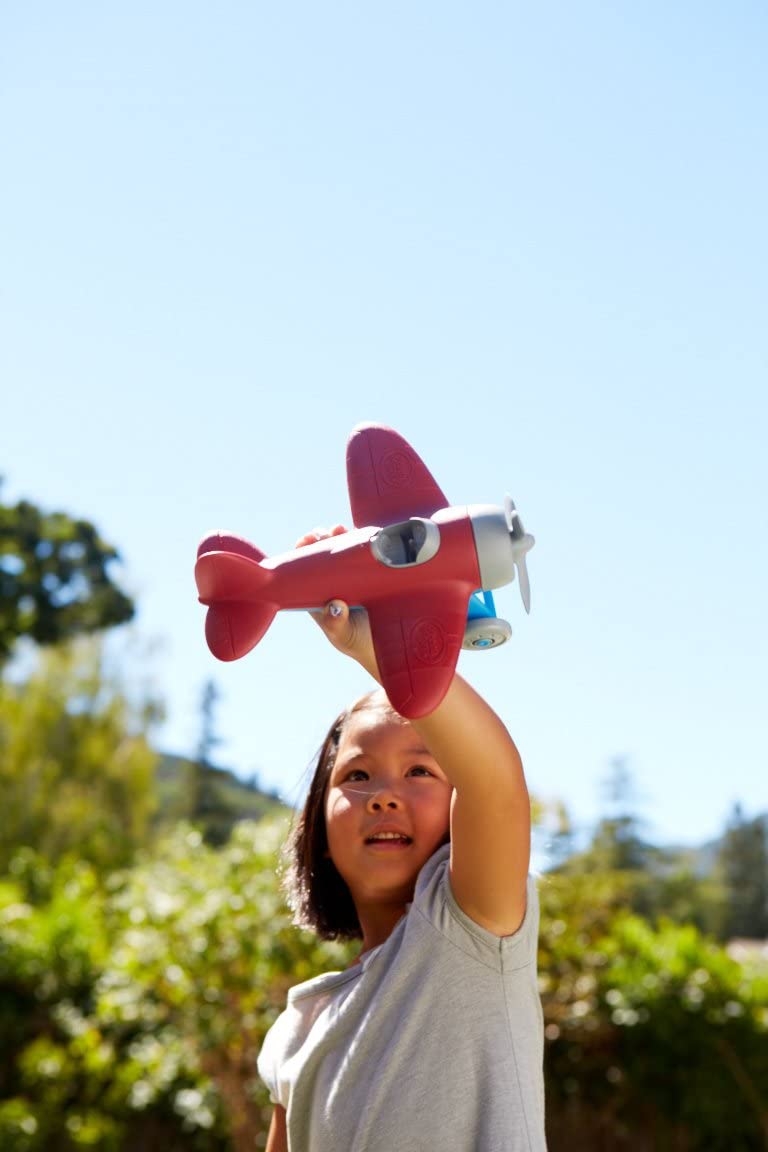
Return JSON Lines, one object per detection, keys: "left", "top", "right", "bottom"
{"left": 197, "top": 505, "right": 518, "bottom": 615}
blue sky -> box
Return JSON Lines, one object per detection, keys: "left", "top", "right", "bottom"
{"left": 2, "top": 3, "right": 766, "bottom": 850}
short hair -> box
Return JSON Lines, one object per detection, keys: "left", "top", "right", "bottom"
{"left": 282, "top": 691, "right": 400, "bottom": 941}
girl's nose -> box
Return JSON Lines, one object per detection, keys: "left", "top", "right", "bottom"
{"left": 366, "top": 789, "right": 401, "bottom": 813}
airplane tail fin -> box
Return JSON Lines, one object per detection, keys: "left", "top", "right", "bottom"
{"left": 195, "top": 534, "right": 277, "bottom": 661}
{"left": 197, "top": 532, "right": 266, "bottom": 563}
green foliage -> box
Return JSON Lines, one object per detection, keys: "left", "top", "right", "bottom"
{"left": 0, "top": 819, "right": 355, "bottom": 1152}
{"left": 0, "top": 640, "right": 158, "bottom": 874}
{"left": 539, "top": 871, "right": 768, "bottom": 1151}
{"left": 717, "top": 805, "right": 768, "bottom": 940}
{"left": 0, "top": 857, "right": 118, "bottom": 1152}
{"left": 99, "top": 819, "right": 354, "bottom": 1150}
{"left": 0, "top": 496, "right": 133, "bottom": 665}
{"left": 2, "top": 814, "right": 765, "bottom": 1152}
{"left": 553, "top": 757, "right": 729, "bottom": 940}
{"left": 154, "top": 756, "right": 286, "bottom": 846}
{"left": 599, "top": 916, "right": 768, "bottom": 1147}
{"left": 628, "top": 858, "right": 726, "bottom": 939}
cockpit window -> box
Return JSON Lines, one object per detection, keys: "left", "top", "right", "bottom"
{"left": 370, "top": 518, "right": 440, "bottom": 568}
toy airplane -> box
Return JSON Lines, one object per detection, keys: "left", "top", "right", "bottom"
{"left": 195, "top": 422, "right": 534, "bottom": 719}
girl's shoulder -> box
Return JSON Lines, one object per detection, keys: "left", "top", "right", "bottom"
{"left": 287, "top": 945, "right": 383, "bottom": 1005}
{"left": 412, "top": 842, "right": 541, "bottom": 971}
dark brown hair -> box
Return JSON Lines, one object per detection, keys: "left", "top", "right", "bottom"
{"left": 282, "top": 691, "right": 397, "bottom": 941}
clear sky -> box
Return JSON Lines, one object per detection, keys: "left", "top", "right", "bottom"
{"left": 2, "top": 3, "right": 766, "bottom": 851}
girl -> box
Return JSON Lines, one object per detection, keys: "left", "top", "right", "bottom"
{"left": 258, "top": 527, "right": 546, "bottom": 1151}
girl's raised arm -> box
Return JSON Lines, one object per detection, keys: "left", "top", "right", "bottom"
{"left": 312, "top": 587, "right": 531, "bottom": 938}
{"left": 410, "top": 672, "right": 530, "bottom": 937}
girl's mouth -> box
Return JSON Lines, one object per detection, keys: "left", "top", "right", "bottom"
{"left": 364, "top": 833, "right": 413, "bottom": 848}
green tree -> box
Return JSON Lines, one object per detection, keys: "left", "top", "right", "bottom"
{"left": 718, "top": 805, "right": 768, "bottom": 940}
{"left": 551, "top": 770, "right": 726, "bottom": 947}
{"left": 176, "top": 680, "right": 276, "bottom": 847}
{"left": 188, "top": 680, "right": 229, "bottom": 843}
{"left": 590, "top": 757, "right": 651, "bottom": 872}
{"left": 196, "top": 680, "right": 222, "bottom": 770}
{"left": 0, "top": 494, "right": 133, "bottom": 666}
{"left": 0, "top": 639, "right": 158, "bottom": 874}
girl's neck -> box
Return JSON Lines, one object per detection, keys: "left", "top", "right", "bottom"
{"left": 355, "top": 900, "right": 409, "bottom": 959}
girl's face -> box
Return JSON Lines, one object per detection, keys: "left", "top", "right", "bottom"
{"left": 324, "top": 704, "right": 453, "bottom": 912}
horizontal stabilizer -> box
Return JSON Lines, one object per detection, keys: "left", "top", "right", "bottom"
{"left": 195, "top": 550, "right": 271, "bottom": 603}
{"left": 205, "top": 603, "right": 277, "bottom": 661}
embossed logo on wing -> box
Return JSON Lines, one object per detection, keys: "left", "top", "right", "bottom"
{"left": 411, "top": 619, "right": 446, "bottom": 665}
{"left": 381, "top": 450, "right": 414, "bottom": 489}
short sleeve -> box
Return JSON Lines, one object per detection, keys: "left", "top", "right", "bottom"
{"left": 412, "top": 843, "right": 540, "bottom": 972}
{"left": 257, "top": 1010, "right": 290, "bottom": 1108}
{"left": 256, "top": 968, "right": 361, "bottom": 1112}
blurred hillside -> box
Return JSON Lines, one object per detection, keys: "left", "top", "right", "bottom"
{"left": 154, "top": 754, "right": 288, "bottom": 845}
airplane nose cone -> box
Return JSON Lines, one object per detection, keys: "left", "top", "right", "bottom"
{"left": 468, "top": 502, "right": 534, "bottom": 611}
{"left": 468, "top": 505, "right": 517, "bottom": 590}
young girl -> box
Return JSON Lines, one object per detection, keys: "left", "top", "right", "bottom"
{"left": 258, "top": 527, "right": 546, "bottom": 1151}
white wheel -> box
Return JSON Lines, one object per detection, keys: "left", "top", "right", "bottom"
{"left": 462, "top": 617, "right": 512, "bottom": 651}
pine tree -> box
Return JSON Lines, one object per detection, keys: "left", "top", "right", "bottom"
{"left": 718, "top": 804, "right": 768, "bottom": 939}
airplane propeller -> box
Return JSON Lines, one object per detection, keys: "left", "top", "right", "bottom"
{"left": 504, "top": 494, "right": 535, "bottom": 614}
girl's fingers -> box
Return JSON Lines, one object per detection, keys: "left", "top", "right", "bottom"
{"left": 295, "top": 524, "right": 348, "bottom": 549}
{"left": 311, "top": 601, "right": 378, "bottom": 673}
{"left": 308, "top": 600, "right": 349, "bottom": 630}
{"left": 323, "top": 600, "right": 350, "bottom": 631}
{"left": 320, "top": 600, "right": 361, "bottom": 654}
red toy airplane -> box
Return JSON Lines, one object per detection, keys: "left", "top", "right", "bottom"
{"left": 195, "top": 423, "right": 534, "bottom": 718}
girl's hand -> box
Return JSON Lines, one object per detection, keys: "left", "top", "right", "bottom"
{"left": 294, "top": 526, "right": 380, "bottom": 679}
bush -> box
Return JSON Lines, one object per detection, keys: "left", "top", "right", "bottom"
{"left": 2, "top": 821, "right": 765, "bottom": 1150}
{"left": 539, "top": 872, "right": 768, "bottom": 1151}
{"left": 0, "top": 819, "right": 354, "bottom": 1152}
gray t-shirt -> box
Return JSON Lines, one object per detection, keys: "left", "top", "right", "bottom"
{"left": 258, "top": 844, "right": 546, "bottom": 1151}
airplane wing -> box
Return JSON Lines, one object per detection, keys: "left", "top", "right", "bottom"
{"left": 367, "top": 589, "right": 468, "bottom": 719}
{"left": 346, "top": 423, "right": 450, "bottom": 528}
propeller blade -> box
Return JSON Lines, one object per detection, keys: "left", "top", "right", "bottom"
{"left": 504, "top": 494, "right": 534, "bottom": 613}
{"left": 517, "top": 557, "right": 532, "bottom": 614}
{"left": 504, "top": 493, "right": 522, "bottom": 537}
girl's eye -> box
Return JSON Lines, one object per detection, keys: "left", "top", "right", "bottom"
{"left": 408, "top": 765, "right": 433, "bottom": 777}
{"left": 344, "top": 769, "right": 369, "bottom": 782}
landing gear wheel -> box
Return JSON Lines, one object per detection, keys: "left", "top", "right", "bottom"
{"left": 462, "top": 617, "right": 512, "bottom": 650}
